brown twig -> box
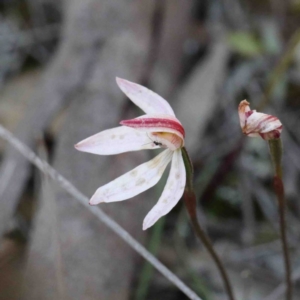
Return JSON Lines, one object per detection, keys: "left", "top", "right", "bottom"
{"left": 274, "top": 176, "right": 292, "bottom": 300}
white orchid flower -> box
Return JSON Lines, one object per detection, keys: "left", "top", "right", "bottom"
{"left": 238, "top": 100, "right": 282, "bottom": 140}
{"left": 75, "top": 78, "right": 186, "bottom": 230}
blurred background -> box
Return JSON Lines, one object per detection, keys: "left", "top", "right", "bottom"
{"left": 0, "top": 0, "right": 300, "bottom": 299}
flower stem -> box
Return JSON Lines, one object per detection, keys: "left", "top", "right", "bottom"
{"left": 268, "top": 139, "right": 292, "bottom": 300}
{"left": 181, "top": 147, "right": 235, "bottom": 300}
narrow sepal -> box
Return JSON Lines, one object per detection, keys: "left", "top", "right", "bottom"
{"left": 116, "top": 77, "right": 175, "bottom": 116}
{"left": 74, "top": 126, "right": 159, "bottom": 155}
{"left": 89, "top": 149, "right": 173, "bottom": 204}
{"left": 143, "top": 149, "right": 186, "bottom": 230}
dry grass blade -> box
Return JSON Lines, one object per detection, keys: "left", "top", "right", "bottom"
{"left": 0, "top": 124, "right": 202, "bottom": 300}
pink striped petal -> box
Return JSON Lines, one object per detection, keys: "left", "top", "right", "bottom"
{"left": 116, "top": 78, "right": 175, "bottom": 116}
{"left": 143, "top": 149, "right": 186, "bottom": 230}
{"left": 74, "top": 126, "right": 159, "bottom": 155}
{"left": 238, "top": 100, "right": 282, "bottom": 140}
{"left": 120, "top": 114, "right": 185, "bottom": 140}
{"left": 244, "top": 112, "right": 282, "bottom": 139}
{"left": 89, "top": 149, "right": 173, "bottom": 204}
{"left": 246, "top": 112, "right": 282, "bottom": 134}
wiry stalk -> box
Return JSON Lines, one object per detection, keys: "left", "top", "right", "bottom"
{"left": 181, "top": 147, "right": 235, "bottom": 300}
{"left": 269, "top": 139, "right": 292, "bottom": 300}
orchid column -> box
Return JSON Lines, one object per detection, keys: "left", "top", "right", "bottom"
{"left": 239, "top": 100, "right": 292, "bottom": 300}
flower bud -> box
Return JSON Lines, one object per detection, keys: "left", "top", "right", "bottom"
{"left": 238, "top": 100, "right": 282, "bottom": 140}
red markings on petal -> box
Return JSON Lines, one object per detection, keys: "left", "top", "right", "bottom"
{"left": 259, "top": 129, "right": 282, "bottom": 140}
{"left": 252, "top": 115, "right": 277, "bottom": 132}
{"left": 245, "top": 110, "right": 254, "bottom": 118}
{"left": 238, "top": 100, "right": 283, "bottom": 140}
{"left": 120, "top": 117, "right": 185, "bottom": 138}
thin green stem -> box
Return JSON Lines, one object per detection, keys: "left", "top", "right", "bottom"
{"left": 181, "top": 147, "right": 235, "bottom": 300}
{"left": 181, "top": 147, "right": 194, "bottom": 192}
{"left": 268, "top": 139, "right": 292, "bottom": 300}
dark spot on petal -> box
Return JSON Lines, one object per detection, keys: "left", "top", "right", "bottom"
{"left": 130, "top": 170, "right": 138, "bottom": 177}
{"left": 136, "top": 178, "right": 146, "bottom": 186}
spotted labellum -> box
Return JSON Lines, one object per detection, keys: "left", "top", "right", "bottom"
{"left": 238, "top": 100, "right": 282, "bottom": 140}
{"left": 75, "top": 78, "right": 186, "bottom": 230}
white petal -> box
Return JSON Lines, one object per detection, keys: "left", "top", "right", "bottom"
{"left": 247, "top": 133, "right": 260, "bottom": 137}
{"left": 90, "top": 149, "right": 173, "bottom": 204}
{"left": 246, "top": 112, "right": 282, "bottom": 135}
{"left": 116, "top": 77, "right": 175, "bottom": 116}
{"left": 257, "top": 118, "right": 282, "bottom": 134}
{"left": 75, "top": 126, "right": 159, "bottom": 155}
{"left": 143, "top": 149, "right": 186, "bottom": 230}
{"left": 238, "top": 100, "right": 251, "bottom": 128}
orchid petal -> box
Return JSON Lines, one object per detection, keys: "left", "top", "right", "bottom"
{"left": 74, "top": 126, "right": 159, "bottom": 155}
{"left": 247, "top": 133, "right": 260, "bottom": 138}
{"left": 238, "top": 100, "right": 251, "bottom": 128}
{"left": 120, "top": 114, "right": 185, "bottom": 140}
{"left": 116, "top": 77, "right": 176, "bottom": 116}
{"left": 89, "top": 149, "right": 173, "bottom": 204}
{"left": 245, "top": 112, "right": 282, "bottom": 135}
{"left": 143, "top": 149, "right": 185, "bottom": 230}
{"left": 238, "top": 100, "right": 283, "bottom": 140}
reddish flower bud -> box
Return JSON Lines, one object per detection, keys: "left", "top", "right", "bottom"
{"left": 238, "top": 100, "right": 282, "bottom": 140}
